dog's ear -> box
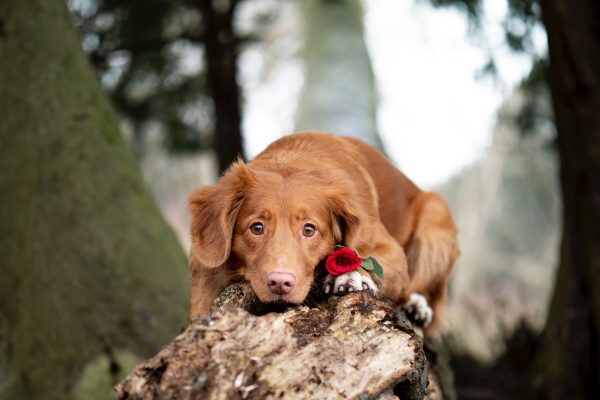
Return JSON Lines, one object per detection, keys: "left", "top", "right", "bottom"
{"left": 327, "top": 186, "right": 361, "bottom": 246}
{"left": 189, "top": 161, "right": 252, "bottom": 267}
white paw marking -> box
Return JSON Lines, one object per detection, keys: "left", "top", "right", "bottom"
{"left": 403, "top": 293, "right": 433, "bottom": 327}
{"left": 324, "top": 270, "right": 378, "bottom": 295}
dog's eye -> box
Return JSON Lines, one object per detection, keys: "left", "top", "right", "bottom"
{"left": 249, "top": 222, "right": 264, "bottom": 235}
{"left": 303, "top": 224, "right": 317, "bottom": 237}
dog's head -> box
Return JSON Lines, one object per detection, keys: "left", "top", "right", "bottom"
{"left": 189, "top": 161, "right": 360, "bottom": 305}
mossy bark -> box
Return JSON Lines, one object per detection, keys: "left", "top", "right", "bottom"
{"left": 0, "top": 1, "right": 190, "bottom": 399}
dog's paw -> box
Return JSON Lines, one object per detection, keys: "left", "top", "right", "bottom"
{"left": 402, "top": 293, "right": 433, "bottom": 328}
{"left": 324, "top": 270, "right": 378, "bottom": 296}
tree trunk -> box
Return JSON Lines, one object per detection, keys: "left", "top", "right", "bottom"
{"left": 200, "top": 0, "right": 246, "bottom": 173}
{"left": 536, "top": 0, "right": 600, "bottom": 398}
{"left": 116, "top": 283, "right": 451, "bottom": 400}
{"left": 0, "top": 1, "right": 190, "bottom": 399}
{"left": 295, "top": 0, "right": 385, "bottom": 151}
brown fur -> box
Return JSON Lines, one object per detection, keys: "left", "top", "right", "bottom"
{"left": 188, "top": 132, "right": 459, "bottom": 329}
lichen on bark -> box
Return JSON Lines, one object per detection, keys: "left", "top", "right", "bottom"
{"left": 116, "top": 283, "right": 451, "bottom": 400}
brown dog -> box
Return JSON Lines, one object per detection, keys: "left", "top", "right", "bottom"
{"left": 188, "top": 132, "right": 458, "bottom": 329}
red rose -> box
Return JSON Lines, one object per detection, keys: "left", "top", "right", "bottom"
{"left": 326, "top": 247, "right": 362, "bottom": 275}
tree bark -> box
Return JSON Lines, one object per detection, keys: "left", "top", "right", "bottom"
{"left": 0, "top": 1, "right": 189, "bottom": 399}
{"left": 200, "top": 0, "right": 246, "bottom": 173}
{"left": 116, "top": 283, "right": 452, "bottom": 400}
{"left": 536, "top": 0, "right": 600, "bottom": 398}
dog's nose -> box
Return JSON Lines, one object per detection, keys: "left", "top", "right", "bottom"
{"left": 266, "top": 272, "right": 296, "bottom": 295}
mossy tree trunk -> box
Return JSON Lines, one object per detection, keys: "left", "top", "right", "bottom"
{"left": 536, "top": 0, "right": 600, "bottom": 398}
{"left": 0, "top": 1, "right": 190, "bottom": 399}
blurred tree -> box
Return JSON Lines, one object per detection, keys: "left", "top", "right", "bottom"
{"left": 199, "top": 0, "right": 246, "bottom": 173}
{"left": 535, "top": 1, "right": 600, "bottom": 398}
{"left": 295, "top": 0, "right": 385, "bottom": 151}
{"left": 70, "top": 0, "right": 245, "bottom": 173}
{"left": 0, "top": 1, "right": 189, "bottom": 399}
{"left": 428, "top": 0, "right": 600, "bottom": 397}
{"left": 439, "top": 91, "right": 559, "bottom": 362}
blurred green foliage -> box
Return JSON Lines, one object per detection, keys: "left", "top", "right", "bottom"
{"left": 504, "top": 0, "right": 540, "bottom": 52}
{"left": 69, "top": 0, "right": 212, "bottom": 155}
{"left": 426, "top": 0, "right": 552, "bottom": 138}
{"left": 427, "top": 0, "right": 482, "bottom": 21}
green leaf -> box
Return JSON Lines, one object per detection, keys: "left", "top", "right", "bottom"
{"left": 371, "top": 257, "right": 384, "bottom": 279}
{"left": 361, "top": 257, "right": 384, "bottom": 278}
{"left": 333, "top": 245, "right": 346, "bottom": 250}
{"left": 361, "top": 258, "right": 374, "bottom": 271}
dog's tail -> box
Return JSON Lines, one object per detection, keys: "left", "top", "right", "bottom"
{"left": 404, "top": 192, "right": 459, "bottom": 330}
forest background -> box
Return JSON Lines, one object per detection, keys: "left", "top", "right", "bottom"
{"left": 1, "top": 0, "right": 598, "bottom": 399}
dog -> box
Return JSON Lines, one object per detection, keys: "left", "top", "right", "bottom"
{"left": 188, "top": 132, "right": 459, "bottom": 330}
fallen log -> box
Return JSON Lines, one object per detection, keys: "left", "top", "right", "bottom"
{"left": 116, "top": 282, "right": 450, "bottom": 400}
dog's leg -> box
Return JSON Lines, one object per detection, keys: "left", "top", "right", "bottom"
{"left": 325, "top": 221, "right": 411, "bottom": 302}
{"left": 404, "top": 192, "right": 459, "bottom": 329}
{"left": 324, "top": 268, "right": 378, "bottom": 295}
{"left": 402, "top": 293, "right": 434, "bottom": 327}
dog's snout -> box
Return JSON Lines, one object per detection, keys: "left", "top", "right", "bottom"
{"left": 266, "top": 272, "right": 296, "bottom": 295}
